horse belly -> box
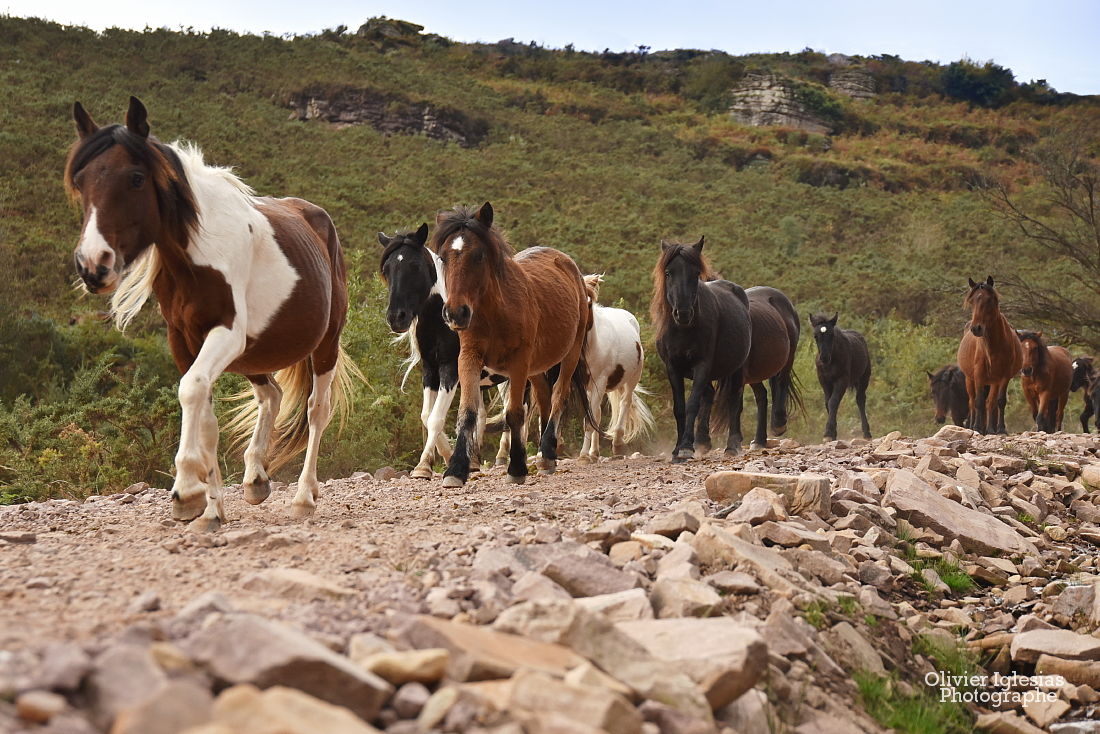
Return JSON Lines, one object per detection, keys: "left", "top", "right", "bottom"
{"left": 521, "top": 255, "right": 587, "bottom": 373}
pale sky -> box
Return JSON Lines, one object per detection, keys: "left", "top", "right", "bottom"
{"left": 3, "top": 0, "right": 1098, "bottom": 94}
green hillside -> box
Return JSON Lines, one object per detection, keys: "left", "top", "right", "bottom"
{"left": 2, "top": 16, "right": 1098, "bottom": 501}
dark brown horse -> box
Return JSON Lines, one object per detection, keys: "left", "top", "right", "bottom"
{"left": 651, "top": 238, "right": 752, "bottom": 461}
{"left": 729, "top": 287, "right": 802, "bottom": 450}
{"left": 809, "top": 313, "right": 871, "bottom": 441}
{"left": 1071, "top": 356, "right": 1097, "bottom": 432}
{"left": 66, "top": 97, "right": 356, "bottom": 531}
{"left": 1018, "top": 331, "right": 1072, "bottom": 433}
{"left": 927, "top": 364, "right": 969, "bottom": 427}
{"left": 957, "top": 276, "right": 1022, "bottom": 434}
{"left": 431, "top": 203, "right": 595, "bottom": 486}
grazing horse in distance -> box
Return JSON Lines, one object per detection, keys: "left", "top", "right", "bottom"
{"left": 1071, "top": 356, "right": 1097, "bottom": 432}
{"left": 1018, "top": 331, "right": 1073, "bottom": 433}
{"left": 957, "top": 276, "right": 1022, "bottom": 434}
{"left": 809, "top": 313, "right": 871, "bottom": 442}
{"left": 651, "top": 237, "right": 752, "bottom": 462}
{"left": 576, "top": 274, "right": 654, "bottom": 461}
{"left": 432, "top": 202, "right": 596, "bottom": 486}
{"left": 927, "top": 364, "right": 969, "bottom": 427}
{"left": 729, "top": 286, "right": 802, "bottom": 451}
{"left": 65, "top": 97, "right": 356, "bottom": 530}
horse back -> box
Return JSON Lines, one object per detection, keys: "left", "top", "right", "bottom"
{"left": 701, "top": 280, "right": 752, "bottom": 376}
{"left": 1047, "top": 345, "right": 1074, "bottom": 391}
{"left": 510, "top": 246, "right": 588, "bottom": 371}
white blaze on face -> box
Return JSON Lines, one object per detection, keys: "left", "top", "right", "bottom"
{"left": 1073, "top": 361, "right": 1078, "bottom": 369}
{"left": 820, "top": 326, "right": 827, "bottom": 333}
{"left": 397, "top": 254, "right": 404, "bottom": 262}
{"left": 451, "top": 236, "right": 465, "bottom": 252}
{"left": 78, "top": 206, "right": 116, "bottom": 275}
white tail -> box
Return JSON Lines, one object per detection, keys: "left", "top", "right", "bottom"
{"left": 610, "top": 384, "right": 655, "bottom": 444}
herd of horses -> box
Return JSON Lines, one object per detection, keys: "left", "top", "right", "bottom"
{"left": 62, "top": 98, "right": 1092, "bottom": 530}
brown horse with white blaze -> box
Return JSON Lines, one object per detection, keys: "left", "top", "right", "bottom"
{"left": 957, "top": 276, "right": 1022, "bottom": 434}
{"left": 432, "top": 203, "right": 595, "bottom": 487}
{"left": 1018, "top": 330, "right": 1072, "bottom": 433}
{"left": 65, "top": 97, "right": 356, "bottom": 531}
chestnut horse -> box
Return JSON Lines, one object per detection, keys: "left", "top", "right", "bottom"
{"left": 927, "top": 364, "right": 969, "bottom": 427}
{"left": 1018, "top": 331, "right": 1072, "bottom": 433}
{"left": 957, "top": 276, "right": 1022, "bottom": 434}
{"left": 1071, "top": 356, "right": 1097, "bottom": 432}
{"left": 730, "top": 286, "right": 802, "bottom": 450}
{"left": 652, "top": 238, "right": 752, "bottom": 462}
{"left": 432, "top": 203, "right": 595, "bottom": 486}
{"left": 66, "top": 97, "right": 355, "bottom": 530}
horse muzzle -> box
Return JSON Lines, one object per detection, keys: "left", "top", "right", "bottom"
{"left": 934, "top": 413, "right": 946, "bottom": 424}
{"left": 970, "top": 324, "right": 984, "bottom": 337}
{"left": 387, "top": 310, "right": 413, "bottom": 334}
{"left": 75, "top": 260, "right": 118, "bottom": 294}
{"left": 672, "top": 308, "right": 695, "bottom": 326}
{"left": 443, "top": 304, "right": 472, "bottom": 331}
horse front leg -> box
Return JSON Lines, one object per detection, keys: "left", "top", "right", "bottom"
{"left": 694, "top": 382, "right": 715, "bottom": 458}
{"left": 538, "top": 349, "right": 580, "bottom": 475}
{"left": 505, "top": 373, "right": 531, "bottom": 483}
{"left": 443, "top": 349, "right": 484, "bottom": 488}
{"left": 973, "top": 383, "right": 989, "bottom": 434}
{"left": 289, "top": 368, "right": 336, "bottom": 518}
{"left": 823, "top": 383, "right": 845, "bottom": 442}
{"left": 172, "top": 326, "right": 246, "bottom": 531}
{"left": 993, "top": 381, "right": 1009, "bottom": 434}
{"left": 855, "top": 383, "right": 872, "bottom": 439}
{"left": 667, "top": 367, "right": 688, "bottom": 462}
{"left": 241, "top": 374, "right": 281, "bottom": 505}
{"left": 674, "top": 363, "right": 710, "bottom": 462}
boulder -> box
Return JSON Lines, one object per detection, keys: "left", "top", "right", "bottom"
{"left": 726, "top": 487, "right": 788, "bottom": 525}
{"left": 1010, "top": 629, "right": 1100, "bottom": 664}
{"left": 509, "top": 669, "right": 642, "bottom": 734}
{"left": 110, "top": 679, "right": 213, "bottom": 734}
{"left": 704, "top": 471, "right": 830, "bottom": 517}
{"left": 542, "top": 553, "right": 639, "bottom": 598}
{"left": 576, "top": 588, "right": 655, "bottom": 622}
{"left": 650, "top": 578, "right": 723, "bottom": 618}
{"left": 183, "top": 614, "right": 392, "bottom": 721}
{"left": 358, "top": 649, "right": 449, "bottom": 685}
{"left": 690, "top": 521, "right": 807, "bottom": 596}
{"left": 883, "top": 470, "right": 1034, "bottom": 556}
{"left": 86, "top": 644, "right": 168, "bottom": 730}
{"left": 209, "top": 684, "right": 382, "bottom": 734}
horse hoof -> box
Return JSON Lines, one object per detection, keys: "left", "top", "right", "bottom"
{"left": 242, "top": 480, "right": 271, "bottom": 505}
{"left": 494, "top": 458, "right": 508, "bottom": 467}
{"left": 823, "top": 436, "right": 837, "bottom": 443}
{"left": 537, "top": 459, "right": 556, "bottom": 475}
{"left": 410, "top": 467, "right": 434, "bottom": 480}
{"left": 289, "top": 503, "right": 315, "bottom": 519}
{"left": 695, "top": 444, "right": 712, "bottom": 456}
{"left": 749, "top": 441, "right": 766, "bottom": 451}
{"left": 442, "top": 476, "right": 465, "bottom": 488}
{"left": 188, "top": 515, "right": 222, "bottom": 534}
{"left": 670, "top": 455, "right": 688, "bottom": 464}
{"left": 505, "top": 474, "right": 526, "bottom": 485}
{"left": 171, "top": 490, "right": 206, "bottom": 522}
{"left": 576, "top": 455, "right": 593, "bottom": 465}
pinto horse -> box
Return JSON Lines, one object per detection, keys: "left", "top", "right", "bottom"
{"left": 651, "top": 238, "right": 752, "bottom": 461}
{"left": 1018, "top": 331, "right": 1072, "bottom": 433}
{"left": 927, "top": 364, "right": 969, "bottom": 427}
{"left": 1071, "top": 356, "right": 1097, "bottom": 432}
{"left": 729, "top": 286, "right": 802, "bottom": 451}
{"left": 957, "top": 276, "right": 1022, "bottom": 434}
{"left": 65, "top": 97, "right": 355, "bottom": 530}
{"left": 432, "top": 203, "right": 595, "bottom": 486}
{"left": 576, "top": 274, "right": 654, "bottom": 461}
{"left": 810, "top": 313, "right": 871, "bottom": 441}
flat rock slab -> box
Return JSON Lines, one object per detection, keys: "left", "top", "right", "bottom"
{"left": 211, "top": 684, "right": 382, "bottom": 734}
{"left": 704, "top": 471, "right": 830, "bottom": 517}
{"left": 690, "top": 521, "right": 810, "bottom": 597}
{"left": 617, "top": 618, "right": 767, "bottom": 709}
{"left": 183, "top": 614, "right": 392, "bottom": 721}
{"left": 575, "top": 588, "right": 655, "bottom": 622}
{"left": 86, "top": 644, "right": 167, "bottom": 730}
{"left": 400, "top": 615, "right": 586, "bottom": 681}
{"left": 241, "top": 568, "right": 356, "bottom": 600}
{"left": 541, "top": 553, "right": 639, "bottom": 598}
{"left": 883, "top": 469, "right": 1034, "bottom": 556}
{"left": 1010, "top": 629, "right": 1100, "bottom": 664}
{"left": 509, "top": 669, "right": 642, "bottom": 734}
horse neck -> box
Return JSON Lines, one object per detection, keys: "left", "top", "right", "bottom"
{"left": 975, "top": 307, "right": 1014, "bottom": 349}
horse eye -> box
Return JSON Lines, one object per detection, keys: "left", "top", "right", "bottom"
{"left": 131, "top": 172, "right": 146, "bottom": 189}
{"left": 664, "top": 270, "right": 670, "bottom": 277}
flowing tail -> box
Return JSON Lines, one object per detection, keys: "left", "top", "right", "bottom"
{"left": 609, "top": 384, "right": 656, "bottom": 443}
{"left": 224, "top": 344, "right": 363, "bottom": 474}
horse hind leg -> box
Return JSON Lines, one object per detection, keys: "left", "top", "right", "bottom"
{"left": 577, "top": 382, "right": 604, "bottom": 464}
{"left": 855, "top": 384, "right": 871, "bottom": 440}
{"left": 694, "top": 383, "right": 715, "bottom": 458}
{"left": 750, "top": 382, "right": 768, "bottom": 450}
{"left": 769, "top": 373, "right": 788, "bottom": 436}
{"left": 289, "top": 367, "right": 336, "bottom": 518}
{"left": 242, "top": 375, "right": 282, "bottom": 505}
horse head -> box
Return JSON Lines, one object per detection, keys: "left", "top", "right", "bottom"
{"left": 810, "top": 312, "right": 839, "bottom": 365}
{"left": 964, "top": 275, "right": 998, "bottom": 337}
{"left": 1071, "top": 356, "right": 1094, "bottom": 392}
{"left": 65, "top": 96, "right": 197, "bottom": 294}
{"left": 657, "top": 237, "right": 706, "bottom": 327}
{"left": 378, "top": 223, "right": 434, "bottom": 333}
{"left": 1018, "top": 330, "right": 1045, "bottom": 377}
{"left": 927, "top": 367, "right": 953, "bottom": 423}
{"left": 433, "top": 202, "right": 508, "bottom": 332}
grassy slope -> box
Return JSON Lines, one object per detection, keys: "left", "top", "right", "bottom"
{"left": 1, "top": 17, "right": 1097, "bottom": 499}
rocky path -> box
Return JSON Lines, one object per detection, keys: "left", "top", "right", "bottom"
{"left": 1, "top": 427, "right": 1100, "bottom": 733}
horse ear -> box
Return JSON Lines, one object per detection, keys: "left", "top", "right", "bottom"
{"left": 661, "top": 240, "right": 672, "bottom": 252}
{"left": 968, "top": 277, "right": 977, "bottom": 289}
{"left": 414, "top": 223, "right": 429, "bottom": 246}
{"left": 125, "top": 96, "right": 150, "bottom": 139}
{"left": 926, "top": 370, "right": 934, "bottom": 381}
{"left": 692, "top": 236, "right": 705, "bottom": 253}
{"left": 476, "top": 201, "right": 494, "bottom": 228}
{"left": 377, "top": 232, "right": 391, "bottom": 247}
{"left": 829, "top": 312, "right": 839, "bottom": 326}
{"left": 986, "top": 275, "right": 994, "bottom": 287}
{"left": 73, "top": 102, "right": 98, "bottom": 138}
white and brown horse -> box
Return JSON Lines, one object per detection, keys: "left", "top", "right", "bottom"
{"left": 577, "top": 274, "right": 654, "bottom": 461}
{"left": 65, "top": 97, "right": 356, "bottom": 530}
{"left": 432, "top": 202, "right": 597, "bottom": 486}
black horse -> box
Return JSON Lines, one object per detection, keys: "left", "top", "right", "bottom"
{"left": 810, "top": 313, "right": 871, "bottom": 441}
{"left": 378, "top": 224, "right": 505, "bottom": 478}
{"left": 1071, "top": 356, "right": 1098, "bottom": 433}
{"left": 927, "top": 364, "right": 969, "bottom": 427}
{"left": 651, "top": 237, "right": 751, "bottom": 462}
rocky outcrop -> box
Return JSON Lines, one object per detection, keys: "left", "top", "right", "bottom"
{"left": 829, "top": 68, "right": 877, "bottom": 100}
{"left": 288, "top": 87, "right": 488, "bottom": 147}
{"left": 728, "top": 73, "right": 834, "bottom": 134}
